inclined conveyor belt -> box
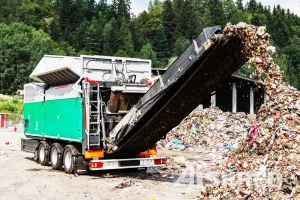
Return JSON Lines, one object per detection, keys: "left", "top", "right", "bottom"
{"left": 110, "top": 26, "right": 247, "bottom": 156}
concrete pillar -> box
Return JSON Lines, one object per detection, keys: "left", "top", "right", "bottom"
{"left": 211, "top": 92, "right": 216, "bottom": 107}
{"left": 250, "top": 87, "right": 254, "bottom": 114}
{"left": 264, "top": 91, "right": 269, "bottom": 104}
{"left": 232, "top": 82, "right": 237, "bottom": 113}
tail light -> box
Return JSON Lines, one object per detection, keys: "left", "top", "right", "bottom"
{"left": 154, "top": 158, "right": 166, "bottom": 165}
{"left": 89, "top": 162, "right": 103, "bottom": 168}
{"left": 140, "top": 147, "right": 157, "bottom": 157}
{"left": 85, "top": 150, "right": 104, "bottom": 159}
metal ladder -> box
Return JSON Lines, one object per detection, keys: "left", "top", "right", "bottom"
{"left": 85, "top": 81, "right": 101, "bottom": 149}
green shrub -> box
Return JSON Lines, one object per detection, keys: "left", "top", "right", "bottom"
{"left": 0, "top": 97, "right": 23, "bottom": 121}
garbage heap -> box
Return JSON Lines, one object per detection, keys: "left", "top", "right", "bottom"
{"left": 198, "top": 23, "right": 300, "bottom": 199}
{"left": 157, "top": 107, "right": 251, "bottom": 154}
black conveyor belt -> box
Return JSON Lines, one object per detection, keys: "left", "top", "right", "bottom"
{"left": 111, "top": 26, "right": 247, "bottom": 157}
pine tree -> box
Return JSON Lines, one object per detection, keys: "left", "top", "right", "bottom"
{"left": 162, "top": 0, "right": 176, "bottom": 49}
{"left": 132, "top": 11, "right": 150, "bottom": 51}
{"left": 85, "top": 24, "right": 101, "bottom": 54}
{"left": 112, "top": 0, "right": 131, "bottom": 20}
{"left": 82, "top": 0, "right": 96, "bottom": 21}
{"left": 247, "top": 0, "right": 257, "bottom": 13}
{"left": 153, "top": 24, "right": 169, "bottom": 66}
{"left": 173, "top": 0, "right": 184, "bottom": 37}
{"left": 49, "top": 18, "right": 61, "bottom": 41}
{"left": 118, "top": 17, "right": 135, "bottom": 56}
{"left": 223, "top": 0, "right": 237, "bottom": 22}
{"left": 56, "top": 0, "right": 84, "bottom": 42}
{"left": 236, "top": 0, "right": 243, "bottom": 10}
{"left": 138, "top": 43, "right": 159, "bottom": 67}
{"left": 176, "top": 0, "right": 189, "bottom": 37}
{"left": 173, "top": 37, "right": 190, "bottom": 56}
{"left": 208, "top": 0, "right": 225, "bottom": 26}
{"left": 102, "top": 18, "right": 120, "bottom": 55}
{"left": 185, "top": 0, "right": 199, "bottom": 39}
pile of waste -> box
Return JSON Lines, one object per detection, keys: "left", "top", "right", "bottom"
{"left": 157, "top": 107, "right": 251, "bottom": 155}
{"left": 197, "top": 23, "right": 300, "bottom": 199}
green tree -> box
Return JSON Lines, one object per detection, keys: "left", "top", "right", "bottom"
{"left": 0, "top": 97, "right": 23, "bottom": 117}
{"left": 173, "top": 0, "right": 184, "bottom": 36}
{"left": 223, "top": 0, "right": 237, "bottom": 21}
{"left": 0, "top": 23, "right": 64, "bottom": 94}
{"left": 85, "top": 24, "right": 101, "bottom": 54}
{"left": 114, "top": 49, "right": 129, "bottom": 57}
{"left": 118, "top": 18, "right": 135, "bottom": 56}
{"left": 102, "top": 19, "right": 120, "bottom": 55}
{"left": 138, "top": 43, "right": 159, "bottom": 68}
{"left": 230, "top": 10, "right": 251, "bottom": 24}
{"left": 146, "top": 0, "right": 163, "bottom": 40}
{"left": 153, "top": 24, "right": 169, "bottom": 66}
{"left": 56, "top": 0, "right": 84, "bottom": 42}
{"left": 71, "top": 19, "right": 91, "bottom": 51}
{"left": 132, "top": 11, "right": 150, "bottom": 51}
{"left": 162, "top": 0, "right": 176, "bottom": 48}
{"left": 82, "top": 0, "right": 96, "bottom": 21}
{"left": 0, "top": 0, "right": 21, "bottom": 23}
{"left": 148, "top": 0, "right": 163, "bottom": 19}
{"left": 173, "top": 37, "right": 190, "bottom": 56}
{"left": 207, "top": 0, "right": 225, "bottom": 26}
{"left": 284, "top": 36, "right": 300, "bottom": 88}
{"left": 236, "top": 0, "right": 243, "bottom": 10}
{"left": 15, "top": 0, "right": 54, "bottom": 30}
{"left": 112, "top": 0, "right": 131, "bottom": 20}
{"left": 247, "top": 0, "right": 257, "bottom": 12}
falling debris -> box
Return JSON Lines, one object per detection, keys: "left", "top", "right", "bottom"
{"left": 196, "top": 22, "right": 300, "bottom": 199}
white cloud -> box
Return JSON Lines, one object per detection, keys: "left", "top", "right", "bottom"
{"left": 131, "top": 0, "right": 150, "bottom": 15}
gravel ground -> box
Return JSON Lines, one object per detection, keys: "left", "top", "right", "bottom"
{"left": 0, "top": 130, "right": 210, "bottom": 200}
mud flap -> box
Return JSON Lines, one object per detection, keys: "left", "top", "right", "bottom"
{"left": 74, "top": 155, "right": 89, "bottom": 175}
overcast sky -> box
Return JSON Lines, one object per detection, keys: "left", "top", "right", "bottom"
{"left": 107, "top": 0, "right": 300, "bottom": 16}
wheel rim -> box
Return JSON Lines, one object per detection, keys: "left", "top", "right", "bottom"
{"left": 64, "top": 151, "right": 72, "bottom": 170}
{"left": 39, "top": 146, "right": 45, "bottom": 162}
{"left": 51, "top": 148, "right": 58, "bottom": 166}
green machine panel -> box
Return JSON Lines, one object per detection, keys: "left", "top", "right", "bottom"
{"left": 24, "top": 98, "right": 84, "bottom": 143}
{"left": 24, "top": 101, "right": 44, "bottom": 136}
{"left": 44, "top": 98, "right": 83, "bottom": 142}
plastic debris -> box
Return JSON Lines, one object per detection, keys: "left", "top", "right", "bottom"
{"left": 196, "top": 22, "right": 300, "bottom": 199}
{"left": 157, "top": 107, "right": 250, "bottom": 155}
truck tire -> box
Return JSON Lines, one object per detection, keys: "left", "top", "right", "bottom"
{"left": 50, "top": 143, "right": 63, "bottom": 170}
{"left": 38, "top": 142, "right": 49, "bottom": 166}
{"left": 63, "top": 145, "right": 78, "bottom": 174}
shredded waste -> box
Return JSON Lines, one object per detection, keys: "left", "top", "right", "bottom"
{"left": 115, "top": 179, "right": 136, "bottom": 189}
{"left": 157, "top": 107, "right": 251, "bottom": 154}
{"left": 158, "top": 22, "right": 300, "bottom": 199}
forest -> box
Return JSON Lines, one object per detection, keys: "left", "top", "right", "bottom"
{"left": 0, "top": 0, "right": 299, "bottom": 94}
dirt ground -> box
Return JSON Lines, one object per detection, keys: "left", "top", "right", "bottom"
{"left": 0, "top": 130, "right": 212, "bottom": 200}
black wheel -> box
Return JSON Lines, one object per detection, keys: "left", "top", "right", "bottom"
{"left": 63, "top": 145, "right": 78, "bottom": 174}
{"left": 38, "top": 142, "right": 49, "bottom": 166}
{"left": 33, "top": 150, "right": 38, "bottom": 162}
{"left": 50, "top": 143, "right": 63, "bottom": 170}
